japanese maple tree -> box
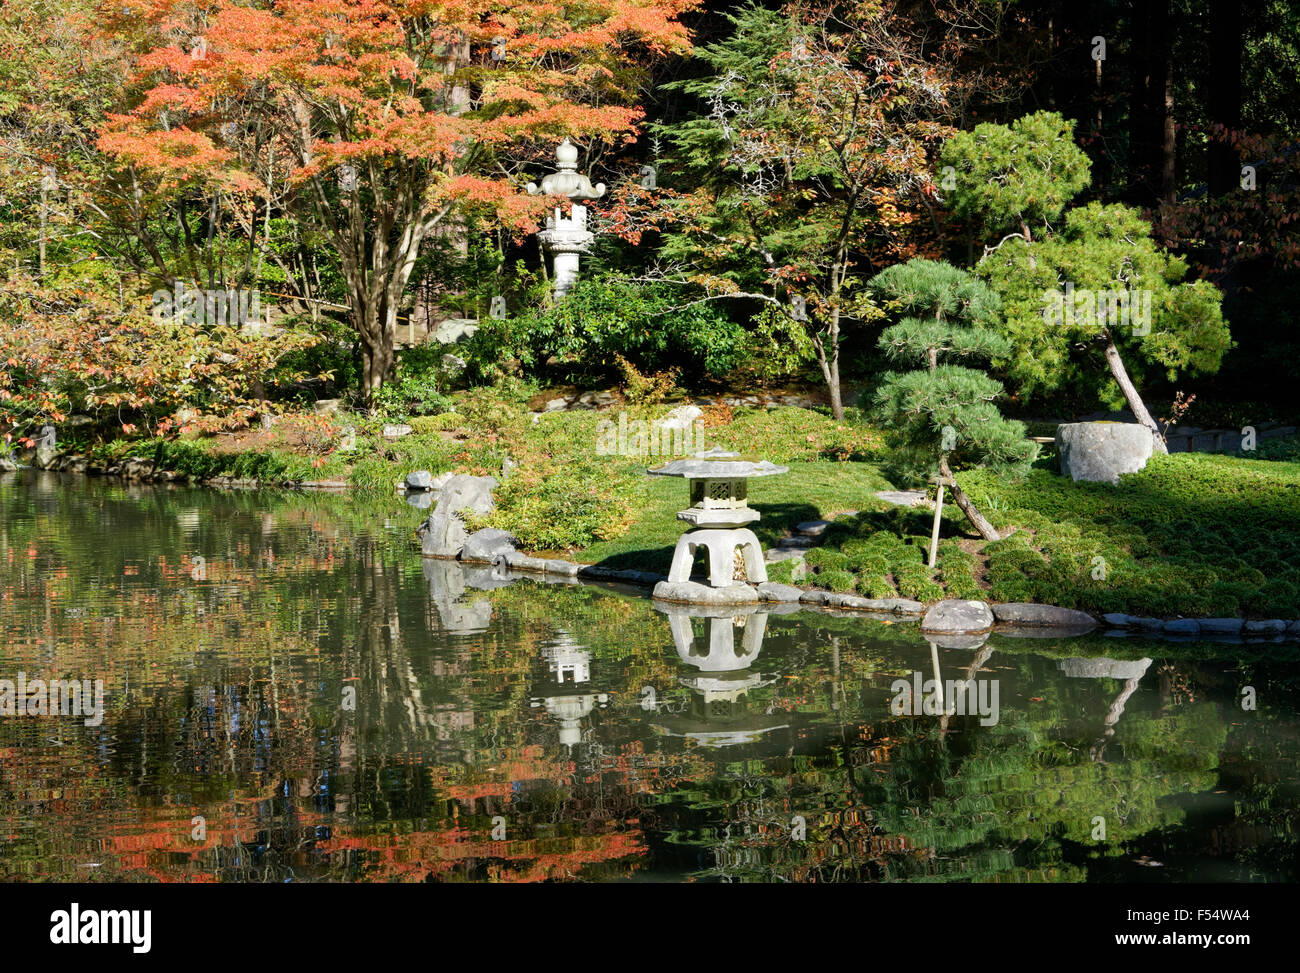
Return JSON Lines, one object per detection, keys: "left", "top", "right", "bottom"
{"left": 94, "top": 0, "right": 695, "bottom": 401}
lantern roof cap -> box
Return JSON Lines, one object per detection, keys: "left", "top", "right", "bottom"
{"left": 647, "top": 448, "right": 788, "bottom": 479}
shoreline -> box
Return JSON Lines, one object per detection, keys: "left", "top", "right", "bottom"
{"left": 8, "top": 463, "right": 1300, "bottom": 642}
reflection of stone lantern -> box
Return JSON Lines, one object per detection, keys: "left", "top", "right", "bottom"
{"left": 1057, "top": 656, "right": 1152, "bottom": 761}
{"left": 648, "top": 449, "right": 788, "bottom": 591}
{"left": 526, "top": 139, "right": 606, "bottom": 301}
{"left": 530, "top": 633, "right": 608, "bottom": 749}
{"left": 652, "top": 604, "right": 787, "bottom": 748}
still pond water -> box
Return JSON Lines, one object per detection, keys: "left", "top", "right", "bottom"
{"left": 1, "top": 471, "right": 1297, "bottom": 882}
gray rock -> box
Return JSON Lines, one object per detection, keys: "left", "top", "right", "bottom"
{"left": 921, "top": 599, "right": 994, "bottom": 635}
{"left": 313, "top": 398, "right": 342, "bottom": 416}
{"left": 1244, "top": 619, "right": 1287, "bottom": 634}
{"left": 992, "top": 603, "right": 1097, "bottom": 630}
{"left": 757, "top": 581, "right": 804, "bottom": 603}
{"left": 776, "top": 536, "right": 815, "bottom": 549}
{"left": 1163, "top": 618, "right": 1201, "bottom": 635}
{"left": 405, "top": 470, "right": 434, "bottom": 490}
{"left": 577, "top": 565, "right": 662, "bottom": 587}
{"left": 764, "top": 548, "right": 805, "bottom": 563}
{"left": 863, "top": 598, "right": 926, "bottom": 614}
{"left": 419, "top": 474, "right": 499, "bottom": 558}
{"left": 874, "top": 490, "right": 930, "bottom": 508}
{"left": 795, "top": 520, "right": 831, "bottom": 536}
{"left": 1056, "top": 421, "right": 1154, "bottom": 484}
{"left": 1058, "top": 657, "right": 1153, "bottom": 680}
{"left": 433, "top": 317, "right": 479, "bottom": 344}
{"left": 501, "top": 456, "right": 516, "bottom": 477}
{"left": 653, "top": 404, "right": 703, "bottom": 432}
{"left": 1129, "top": 616, "right": 1165, "bottom": 630}
{"left": 34, "top": 446, "right": 58, "bottom": 469}
{"left": 1103, "top": 612, "right": 1133, "bottom": 627}
{"left": 460, "top": 528, "right": 518, "bottom": 563}
{"left": 652, "top": 580, "right": 760, "bottom": 605}
{"left": 337, "top": 426, "right": 357, "bottom": 452}
{"left": 1199, "top": 618, "right": 1244, "bottom": 635}
{"left": 1287, "top": 620, "right": 1300, "bottom": 638}
{"left": 382, "top": 423, "right": 413, "bottom": 440}
{"left": 544, "top": 397, "right": 570, "bottom": 412}
{"left": 0, "top": 454, "right": 18, "bottom": 472}
{"left": 503, "top": 553, "right": 580, "bottom": 577}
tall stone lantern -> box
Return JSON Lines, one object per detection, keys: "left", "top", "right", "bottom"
{"left": 526, "top": 139, "right": 606, "bottom": 300}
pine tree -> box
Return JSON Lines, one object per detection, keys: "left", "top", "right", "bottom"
{"left": 868, "top": 259, "right": 1037, "bottom": 546}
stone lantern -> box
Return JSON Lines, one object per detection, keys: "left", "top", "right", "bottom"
{"left": 648, "top": 449, "right": 788, "bottom": 590}
{"left": 526, "top": 139, "right": 606, "bottom": 300}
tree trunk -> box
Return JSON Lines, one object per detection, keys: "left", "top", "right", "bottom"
{"left": 1102, "top": 335, "right": 1168, "bottom": 453}
{"left": 939, "top": 456, "right": 1001, "bottom": 541}
{"left": 827, "top": 355, "right": 844, "bottom": 420}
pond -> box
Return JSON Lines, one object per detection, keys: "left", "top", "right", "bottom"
{"left": 1, "top": 470, "right": 1297, "bottom": 883}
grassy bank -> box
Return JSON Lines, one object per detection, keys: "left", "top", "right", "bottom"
{"left": 67, "top": 391, "right": 1300, "bottom": 619}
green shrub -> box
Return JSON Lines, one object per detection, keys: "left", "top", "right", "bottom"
{"left": 766, "top": 559, "right": 799, "bottom": 586}
{"left": 805, "top": 548, "right": 850, "bottom": 571}
{"left": 813, "top": 568, "right": 857, "bottom": 593}
{"left": 857, "top": 575, "right": 897, "bottom": 599}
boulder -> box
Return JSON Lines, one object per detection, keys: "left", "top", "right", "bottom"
{"left": 756, "top": 581, "right": 804, "bottom": 603}
{"left": 1162, "top": 618, "right": 1201, "bottom": 635}
{"left": 795, "top": 519, "right": 831, "bottom": 536}
{"left": 34, "top": 446, "right": 59, "bottom": 470}
{"left": 460, "top": 528, "right": 518, "bottom": 563}
{"left": 0, "top": 454, "right": 18, "bottom": 472}
{"left": 654, "top": 404, "right": 703, "bottom": 431}
{"left": 992, "top": 602, "right": 1097, "bottom": 631}
{"left": 433, "top": 317, "right": 479, "bottom": 344}
{"left": 382, "top": 423, "right": 413, "bottom": 440}
{"left": 874, "top": 490, "right": 930, "bottom": 508}
{"left": 405, "top": 470, "right": 434, "bottom": 490}
{"left": 652, "top": 580, "right": 760, "bottom": 606}
{"left": 1056, "top": 421, "right": 1154, "bottom": 484}
{"left": 921, "top": 599, "right": 994, "bottom": 635}
{"left": 313, "top": 399, "right": 342, "bottom": 416}
{"left": 419, "top": 474, "right": 499, "bottom": 558}
{"left": 1244, "top": 619, "right": 1288, "bottom": 634}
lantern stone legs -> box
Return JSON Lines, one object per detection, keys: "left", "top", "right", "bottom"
{"left": 666, "top": 527, "right": 767, "bottom": 587}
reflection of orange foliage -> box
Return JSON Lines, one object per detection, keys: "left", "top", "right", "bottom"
{"left": 316, "top": 826, "right": 645, "bottom": 883}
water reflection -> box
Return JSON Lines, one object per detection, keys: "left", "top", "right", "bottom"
{"left": 655, "top": 605, "right": 788, "bottom": 747}
{"left": 0, "top": 471, "right": 1297, "bottom": 883}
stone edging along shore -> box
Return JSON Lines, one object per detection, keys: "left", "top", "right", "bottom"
{"left": 460, "top": 550, "right": 1300, "bottom": 644}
